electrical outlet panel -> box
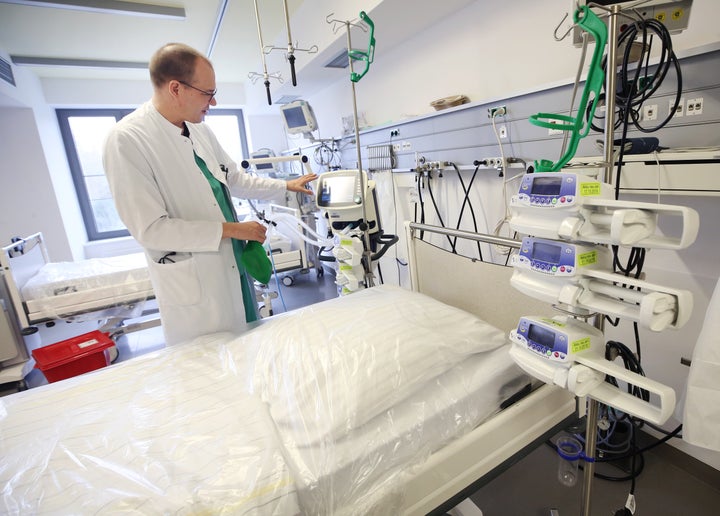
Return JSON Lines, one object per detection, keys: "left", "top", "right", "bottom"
{"left": 548, "top": 120, "right": 563, "bottom": 135}
{"left": 499, "top": 125, "right": 508, "bottom": 138}
{"left": 643, "top": 104, "right": 658, "bottom": 121}
{"left": 670, "top": 98, "right": 684, "bottom": 117}
{"left": 686, "top": 97, "right": 703, "bottom": 116}
{"left": 488, "top": 105, "right": 507, "bottom": 118}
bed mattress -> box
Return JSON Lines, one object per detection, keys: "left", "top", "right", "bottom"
{"left": 0, "top": 285, "right": 528, "bottom": 515}
{"left": 20, "top": 253, "right": 153, "bottom": 321}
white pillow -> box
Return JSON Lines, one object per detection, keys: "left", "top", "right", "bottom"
{"left": 244, "top": 285, "right": 507, "bottom": 444}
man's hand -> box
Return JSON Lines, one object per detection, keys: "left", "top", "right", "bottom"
{"left": 222, "top": 221, "right": 267, "bottom": 243}
{"left": 286, "top": 173, "right": 318, "bottom": 195}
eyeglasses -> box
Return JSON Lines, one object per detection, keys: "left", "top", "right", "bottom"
{"left": 179, "top": 80, "right": 217, "bottom": 100}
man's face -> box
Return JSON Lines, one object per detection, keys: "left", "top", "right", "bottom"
{"left": 179, "top": 59, "right": 217, "bottom": 123}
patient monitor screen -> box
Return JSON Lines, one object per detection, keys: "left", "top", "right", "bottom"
{"left": 284, "top": 106, "right": 307, "bottom": 130}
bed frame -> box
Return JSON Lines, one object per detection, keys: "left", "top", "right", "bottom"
{"left": 1, "top": 233, "right": 158, "bottom": 386}
{"left": 400, "top": 222, "right": 577, "bottom": 515}
{"left": 0, "top": 225, "right": 577, "bottom": 514}
{"left": 1, "top": 233, "right": 155, "bottom": 329}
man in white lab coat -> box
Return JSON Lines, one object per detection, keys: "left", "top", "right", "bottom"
{"left": 103, "top": 42, "right": 317, "bottom": 346}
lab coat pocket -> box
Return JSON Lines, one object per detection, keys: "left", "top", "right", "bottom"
{"left": 148, "top": 255, "right": 203, "bottom": 306}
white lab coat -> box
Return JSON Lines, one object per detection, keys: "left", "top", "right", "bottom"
{"left": 103, "top": 101, "right": 286, "bottom": 345}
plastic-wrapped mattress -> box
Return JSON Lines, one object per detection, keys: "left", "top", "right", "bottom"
{"left": 0, "top": 285, "right": 528, "bottom": 515}
{"left": 19, "top": 253, "right": 152, "bottom": 321}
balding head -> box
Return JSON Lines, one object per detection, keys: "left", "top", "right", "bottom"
{"left": 149, "top": 43, "right": 213, "bottom": 90}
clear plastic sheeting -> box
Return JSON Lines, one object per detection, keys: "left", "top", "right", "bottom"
{"left": 19, "top": 252, "right": 152, "bottom": 322}
{"left": 0, "top": 285, "right": 530, "bottom": 515}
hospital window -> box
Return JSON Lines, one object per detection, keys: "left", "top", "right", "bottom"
{"left": 56, "top": 108, "right": 250, "bottom": 241}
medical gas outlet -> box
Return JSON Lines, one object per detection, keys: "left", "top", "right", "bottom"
{"left": 509, "top": 172, "right": 699, "bottom": 250}
{"left": 509, "top": 315, "right": 676, "bottom": 425}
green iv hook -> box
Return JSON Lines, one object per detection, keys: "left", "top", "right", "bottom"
{"left": 348, "top": 11, "right": 375, "bottom": 83}
{"left": 529, "top": 5, "right": 608, "bottom": 172}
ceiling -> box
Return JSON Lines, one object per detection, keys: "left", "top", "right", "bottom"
{"left": 0, "top": 0, "right": 479, "bottom": 108}
{"left": 0, "top": 0, "right": 333, "bottom": 105}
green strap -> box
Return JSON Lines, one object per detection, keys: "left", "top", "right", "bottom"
{"left": 194, "top": 152, "right": 258, "bottom": 323}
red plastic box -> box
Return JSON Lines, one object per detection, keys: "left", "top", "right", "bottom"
{"left": 32, "top": 330, "right": 115, "bottom": 383}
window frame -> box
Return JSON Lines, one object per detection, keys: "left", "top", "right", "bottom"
{"left": 56, "top": 108, "right": 250, "bottom": 241}
{"left": 57, "top": 108, "right": 133, "bottom": 241}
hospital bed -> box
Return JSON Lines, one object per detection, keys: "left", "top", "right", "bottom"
{"left": 1, "top": 233, "right": 154, "bottom": 329}
{"left": 0, "top": 224, "right": 577, "bottom": 515}
{"left": 0, "top": 233, "right": 157, "bottom": 386}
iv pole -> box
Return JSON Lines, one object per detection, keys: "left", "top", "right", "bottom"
{"left": 583, "top": 5, "right": 620, "bottom": 516}
{"left": 248, "top": 0, "right": 282, "bottom": 105}
{"left": 263, "top": 0, "right": 318, "bottom": 86}
{"left": 326, "top": 12, "right": 377, "bottom": 288}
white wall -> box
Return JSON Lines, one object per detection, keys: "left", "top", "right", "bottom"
{"left": 298, "top": 0, "right": 720, "bottom": 140}
{"left": 0, "top": 58, "right": 79, "bottom": 261}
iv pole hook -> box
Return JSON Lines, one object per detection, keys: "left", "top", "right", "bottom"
{"left": 554, "top": 12, "right": 576, "bottom": 41}
{"left": 248, "top": 0, "right": 282, "bottom": 105}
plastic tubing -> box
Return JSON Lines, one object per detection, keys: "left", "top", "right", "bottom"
{"left": 267, "top": 212, "right": 334, "bottom": 247}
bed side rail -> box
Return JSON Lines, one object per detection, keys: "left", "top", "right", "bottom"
{"left": 404, "top": 221, "right": 555, "bottom": 335}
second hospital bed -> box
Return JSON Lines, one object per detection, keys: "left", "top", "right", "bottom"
{"left": 1, "top": 232, "right": 154, "bottom": 329}
{"left": 0, "top": 224, "right": 576, "bottom": 515}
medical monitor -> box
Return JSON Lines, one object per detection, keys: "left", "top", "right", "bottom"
{"left": 316, "top": 169, "right": 380, "bottom": 235}
{"left": 250, "top": 149, "right": 276, "bottom": 172}
{"left": 280, "top": 100, "right": 318, "bottom": 135}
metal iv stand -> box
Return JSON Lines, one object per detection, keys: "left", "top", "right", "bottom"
{"left": 581, "top": 5, "right": 621, "bottom": 516}
{"left": 326, "top": 12, "right": 377, "bottom": 288}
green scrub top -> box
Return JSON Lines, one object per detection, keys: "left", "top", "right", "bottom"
{"left": 194, "top": 152, "right": 259, "bottom": 323}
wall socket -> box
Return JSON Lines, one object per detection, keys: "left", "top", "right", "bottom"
{"left": 488, "top": 105, "right": 507, "bottom": 118}
{"left": 548, "top": 120, "right": 563, "bottom": 135}
{"left": 499, "top": 125, "right": 507, "bottom": 138}
{"left": 670, "top": 97, "right": 684, "bottom": 117}
{"left": 643, "top": 104, "right": 658, "bottom": 121}
{"left": 686, "top": 97, "right": 703, "bottom": 116}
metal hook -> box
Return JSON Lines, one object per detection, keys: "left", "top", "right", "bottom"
{"left": 326, "top": 12, "right": 367, "bottom": 34}
{"left": 554, "top": 12, "right": 575, "bottom": 41}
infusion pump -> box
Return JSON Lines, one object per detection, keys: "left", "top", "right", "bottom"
{"left": 512, "top": 236, "right": 611, "bottom": 277}
{"left": 509, "top": 315, "right": 676, "bottom": 425}
{"left": 510, "top": 172, "right": 699, "bottom": 250}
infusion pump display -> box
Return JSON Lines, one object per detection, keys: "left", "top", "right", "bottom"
{"left": 514, "top": 236, "right": 610, "bottom": 276}
{"left": 515, "top": 172, "right": 608, "bottom": 208}
{"left": 510, "top": 316, "right": 603, "bottom": 363}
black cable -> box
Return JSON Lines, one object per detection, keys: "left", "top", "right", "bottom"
{"left": 425, "top": 173, "right": 456, "bottom": 252}
{"left": 415, "top": 175, "right": 426, "bottom": 240}
{"left": 450, "top": 162, "right": 483, "bottom": 260}
{"left": 590, "top": 16, "right": 682, "bottom": 137}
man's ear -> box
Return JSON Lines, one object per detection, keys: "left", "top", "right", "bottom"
{"left": 168, "top": 80, "right": 181, "bottom": 98}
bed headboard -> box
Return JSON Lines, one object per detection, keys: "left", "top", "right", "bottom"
{"left": 406, "top": 222, "right": 555, "bottom": 335}
{"left": 1, "top": 233, "right": 48, "bottom": 329}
